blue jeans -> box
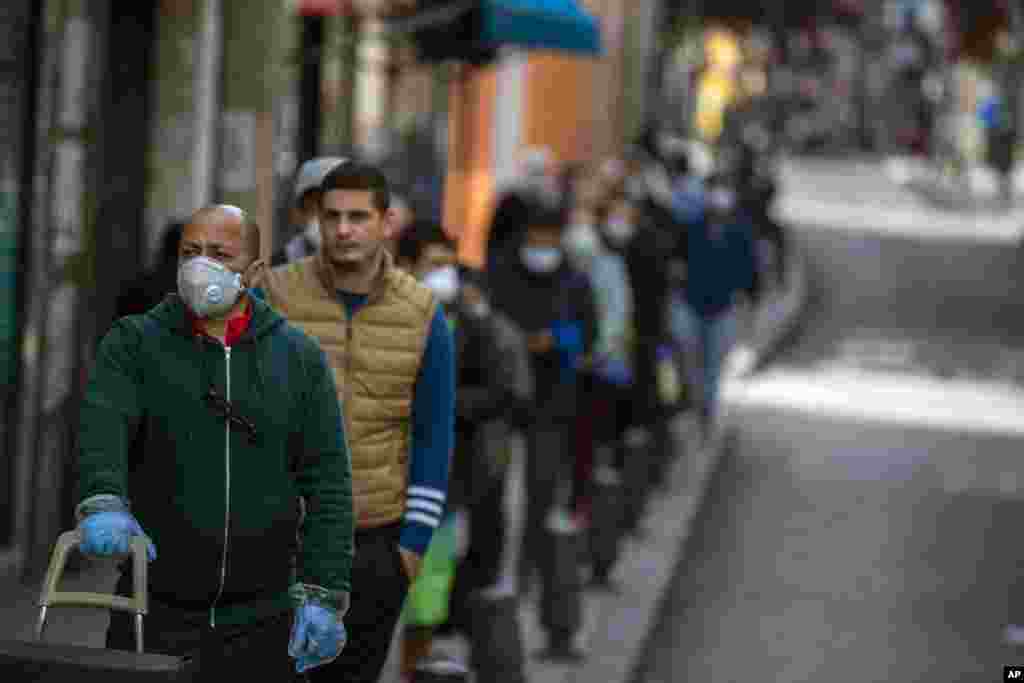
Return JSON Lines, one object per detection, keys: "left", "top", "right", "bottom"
{"left": 668, "top": 292, "right": 738, "bottom": 424}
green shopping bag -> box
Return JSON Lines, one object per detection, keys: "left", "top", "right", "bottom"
{"left": 403, "top": 513, "right": 457, "bottom": 628}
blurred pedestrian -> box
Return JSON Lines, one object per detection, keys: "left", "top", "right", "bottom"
{"left": 488, "top": 202, "right": 597, "bottom": 653}
{"left": 114, "top": 220, "right": 185, "bottom": 318}
{"left": 981, "top": 97, "right": 1015, "bottom": 205}
{"left": 670, "top": 175, "right": 761, "bottom": 441}
{"left": 272, "top": 156, "right": 347, "bottom": 267}
{"left": 665, "top": 140, "right": 706, "bottom": 226}
{"left": 384, "top": 192, "right": 415, "bottom": 256}
{"left": 260, "top": 161, "right": 455, "bottom": 683}
{"left": 563, "top": 203, "right": 633, "bottom": 528}
{"left": 596, "top": 190, "right": 676, "bottom": 525}
{"left": 394, "top": 220, "right": 533, "bottom": 671}
{"left": 486, "top": 147, "right": 563, "bottom": 272}
{"left": 738, "top": 165, "right": 786, "bottom": 289}
{"left": 77, "top": 205, "right": 354, "bottom": 677}
{"left": 446, "top": 262, "right": 533, "bottom": 616}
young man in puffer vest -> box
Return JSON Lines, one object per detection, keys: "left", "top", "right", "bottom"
{"left": 259, "top": 160, "right": 456, "bottom": 683}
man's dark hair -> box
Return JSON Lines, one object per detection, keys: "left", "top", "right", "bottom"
{"left": 320, "top": 160, "right": 391, "bottom": 213}
{"left": 396, "top": 219, "right": 454, "bottom": 265}
{"left": 526, "top": 203, "right": 568, "bottom": 232}
{"left": 458, "top": 263, "right": 489, "bottom": 294}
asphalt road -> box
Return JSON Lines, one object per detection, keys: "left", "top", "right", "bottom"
{"left": 634, "top": 193, "right": 1024, "bottom": 683}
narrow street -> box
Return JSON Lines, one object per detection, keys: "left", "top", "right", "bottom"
{"left": 635, "top": 165, "right": 1024, "bottom": 682}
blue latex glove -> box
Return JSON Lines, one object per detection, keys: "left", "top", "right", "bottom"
{"left": 551, "top": 321, "right": 583, "bottom": 360}
{"left": 78, "top": 511, "right": 157, "bottom": 561}
{"left": 288, "top": 602, "right": 346, "bottom": 673}
{"left": 551, "top": 321, "right": 584, "bottom": 383}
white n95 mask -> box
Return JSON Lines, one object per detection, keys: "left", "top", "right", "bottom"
{"left": 422, "top": 265, "right": 460, "bottom": 304}
{"left": 177, "top": 256, "right": 244, "bottom": 318}
{"left": 564, "top": 222, "right": 600, "bottom": 260}
{"left": 520, "top": 246, "right": 563, "bottom": 274}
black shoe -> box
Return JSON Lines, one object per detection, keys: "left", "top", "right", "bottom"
{"left": 534, "top": 635, "right": 586, "bottom": 663}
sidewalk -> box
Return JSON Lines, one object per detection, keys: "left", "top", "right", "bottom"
{"left": 0, "top": 556, "right": 118, "bottom": 647}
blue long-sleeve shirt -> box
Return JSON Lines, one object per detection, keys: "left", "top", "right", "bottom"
{"left": 338, "top": 292, "right": 454, "bottom": 556}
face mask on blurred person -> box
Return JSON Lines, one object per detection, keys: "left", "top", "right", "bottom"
{"left": 422, "top": 265, "right": 460, "bottom": 304}
{"left": 303, "top": 218, "right": 322, "bottom": 248}
{"left": 708, "top": 187, "right": 737, "bottom": 215}
{"left": 520, "top": 246, "right": 563, "bottom": 274}
{"left": 604, "top": 217, "right": 636, "bottom": 246}
{"left": 177, "top": 256, "right": 245, "bottom": 319}
{"left": 564, "top": 222, "right": 601, "bottom": 259}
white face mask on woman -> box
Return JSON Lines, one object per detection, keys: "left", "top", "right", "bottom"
{"left": 564, "top": 222, "right": 601, "bottom": 260}
{"left": 707, "top": 187, "right": 737, "bottom": 214}
{"left": 177, "top": 256, "right": 245, "bottom": 319}
{"left": 421, "top": 265, "right": 460, "bottom": 304}
{"left": 520, "top": 246, "right": 564, "bottom": 274}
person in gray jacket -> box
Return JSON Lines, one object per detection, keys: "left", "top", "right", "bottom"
{"left": 448, "top": 264, "right": 534, "bottom": 605}
{"left": 395, "top": 222, "right": 534, "bottom": 638}
{"left": 272, "top": 157, "right": 347, "bottom": 267}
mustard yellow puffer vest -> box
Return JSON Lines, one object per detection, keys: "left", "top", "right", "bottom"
{"left": 262, "top": 251, "right": 435, "bottom": 528}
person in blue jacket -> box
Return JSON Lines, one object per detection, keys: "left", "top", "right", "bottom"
{"left": 672, "top": 174, "right": 761, "bottom": 441}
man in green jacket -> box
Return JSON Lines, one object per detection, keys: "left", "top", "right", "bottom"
{"left": 75, "top": 205, "right": 354, "bottom": 677}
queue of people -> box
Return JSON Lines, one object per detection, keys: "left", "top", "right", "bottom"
{"left": 77, "top": 135, "right": 783, "bottom": 681}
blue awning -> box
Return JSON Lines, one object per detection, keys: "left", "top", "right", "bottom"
{"left": 390, "top": 0, "right": 603, "bottom": 62}
{"left": 480, "top": 0, "right": 601, "bottom": 56}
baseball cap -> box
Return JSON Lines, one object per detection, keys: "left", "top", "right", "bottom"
{"left": 293, "top": 157, "right": 348, "bottom": 202}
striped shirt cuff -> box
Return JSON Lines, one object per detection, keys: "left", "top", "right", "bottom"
{"left": 400, "top": 486, "right": 446, "bottom": 556}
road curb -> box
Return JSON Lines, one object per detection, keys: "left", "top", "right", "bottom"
{"left": 617, "top": 238, "right": 813, "bottom": 683}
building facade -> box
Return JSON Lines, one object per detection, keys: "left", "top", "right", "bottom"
{"left": 0, "top": 0, "right": 407, "bottom": 581}
{"left": 439, "top": 0, "right": 662, "bottom": 266}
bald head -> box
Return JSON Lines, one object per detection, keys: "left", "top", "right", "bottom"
{"left": 179, "top": 205, "right": 265, "bottom": 291}
{"left": 185, "top": 205, "right": 261, "bottom": 264}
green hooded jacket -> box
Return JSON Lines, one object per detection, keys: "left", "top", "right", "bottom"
{"left": 76, "top": 294, "right": 353, "bottom": 627}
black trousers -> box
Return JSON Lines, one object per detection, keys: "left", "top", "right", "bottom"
{"left": 306, "top": 522, "right": 410, "bottom": 683}
{"left": 630, "top": 339, "right": 664, "bottom": 428}
{"left": 519, "top": 422, "right": 571, "bottom": 587}
{"left": 589, "top": 374, "right": 632, "bottom": 467}
{"left": 107, "top": 573, "right": 298, "bottom": 682}
{"left": 451, "top": 471, "right": 507, "bottom": 608}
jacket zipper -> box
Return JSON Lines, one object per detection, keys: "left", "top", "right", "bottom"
{"left": 210, "top": 345, "right": 232, "bottom": 628}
